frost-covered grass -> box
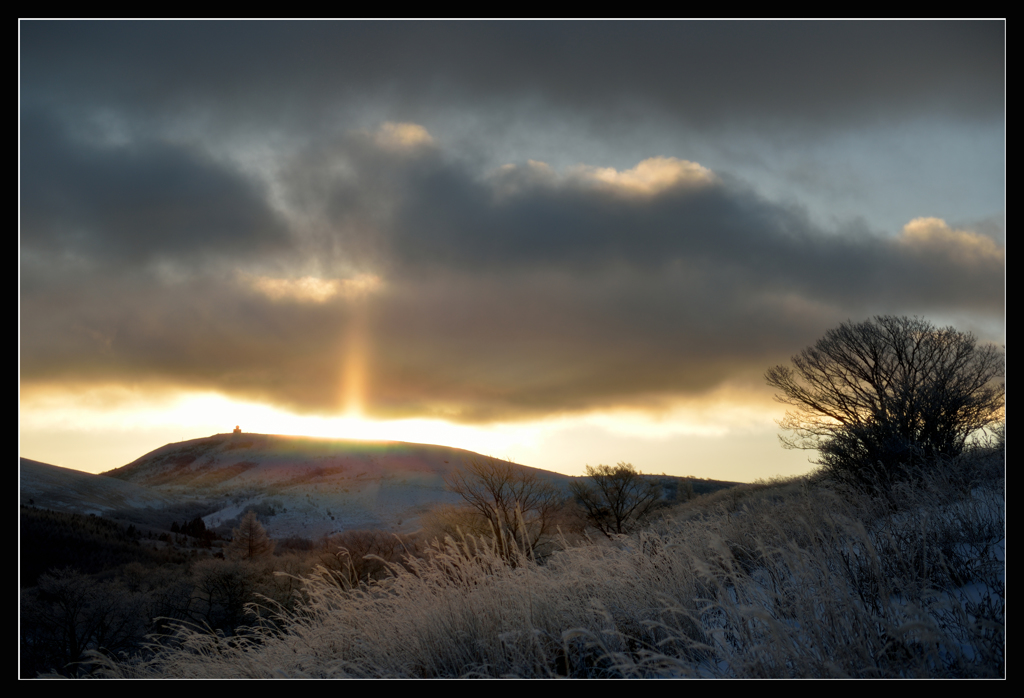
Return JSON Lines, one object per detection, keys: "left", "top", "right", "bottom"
{"left": 94, "top": 452, "right": 1004, "bottom": 678}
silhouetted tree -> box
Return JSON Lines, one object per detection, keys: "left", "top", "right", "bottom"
{"left": 226, "top": 511, "right": 274, "bottom": 560}
{"left": 570, "top": 463, "right": 662, "bottom": 537}
{"left": 444, "top": 458, "right": 567, "bottom": 563}
{"left": 766, "top": 315, "right": 1004, "bottom": 487}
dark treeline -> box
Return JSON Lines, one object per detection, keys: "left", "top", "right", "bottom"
{"left": 20, "top": 506, "right": 440, "bottom": 677}
{"left": 169, "top": 516, "right": 216, "bottom": 548}
{"left": 20, "top": 506, "right": 187, "bottom": 588}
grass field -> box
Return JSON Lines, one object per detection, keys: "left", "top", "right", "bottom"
{"left": 94, "top": 449, "right": 1004, "bottom": 678}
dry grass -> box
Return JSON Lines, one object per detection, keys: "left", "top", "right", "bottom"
{"left": 93, "top": 451, "right": 1004, "bottom": 678}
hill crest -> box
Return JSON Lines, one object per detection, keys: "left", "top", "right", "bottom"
{"left": 98, "top": 433, "right": 567, "bottom": 538}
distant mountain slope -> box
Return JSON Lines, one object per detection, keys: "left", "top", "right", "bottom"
{"left": 101, "top": 433, "right": 568, "bottom": 538}
{"left": 23, "top": 437, "right": 739, "bottom": 541}
{"left": 105, "top": 433, "right": 553, "bottom": 488}
{"left": 20, "top": 458, "right": 176, "bottom": 515}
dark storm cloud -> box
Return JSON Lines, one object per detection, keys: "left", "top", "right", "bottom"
{"left": 20, "top": 268, "right": 361, "bottom": 409}
{"left": 20, "top": 111, "right": 288, "bottom": 268}
{"left": 21, "top": 21, "right": 1003, "bottom": 133}
{"left": 348, "top": 154, "right": 1001, "bottom": 419}
{"left": 21, "top": 133, "right": 1003, "bottom": 420}
{"left": 295, "top": 140, "right": 1001, "bottom": 311}
{"left": 20, "top": 21, "right": 1004, "bottom": 421}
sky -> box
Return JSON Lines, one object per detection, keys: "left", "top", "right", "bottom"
{"left": 19, "top": 21, "right": 1005, "bottom": 481}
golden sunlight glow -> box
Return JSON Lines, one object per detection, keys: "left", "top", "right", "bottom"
{"left": 19, "top": 386, "right": 535, "bottom": 467}
{"left": 340, "top": 302, "right": 369, "bottom": 417}
{"left": 574, "top": 157, "right": 718, "bottom": 196}
{"left": 373, "top": 122, "right": 434, "bottom": 150}
{"left": 491, "top": 157, "right": 716, "bottom": 200}
{"left": 899, "top": 217, "right": 1003, "bottom": 262}
{"left": 241, "top": 271, "right": 381, "bottom": 419}
{"left": 245, "top": 273, "right": 383, "bottom": 304}
{"left": 20, "top": 383, "right": 809, "bottom": 481}
{"left": 526, "top": 159, "right": 555, "bottom": 175}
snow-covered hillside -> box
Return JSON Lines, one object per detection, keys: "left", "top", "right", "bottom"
{"left": 20, "top": 458, "right": 175, "bottom": 515}
{"left": 87, "top": 433, "right": 571, "bottom": 538}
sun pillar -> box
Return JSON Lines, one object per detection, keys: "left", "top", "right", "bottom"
{"left": 341, "top": 300, "right": 370, "bottom": 418}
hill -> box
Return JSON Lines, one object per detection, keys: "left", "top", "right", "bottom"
{"left": 20, "top": 458, "right": 175, "bottom": 515}
{"left": 100, "top": 432, "right": 569, "bottom": 538}
{"left": 25, "top": 433, "right": 739, "bottom": 541}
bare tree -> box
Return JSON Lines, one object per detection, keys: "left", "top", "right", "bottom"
{"left": 570, "top": 463, "right": 662, "bottom": 537}
{"left": 443, "top": 458, "right": 567, "bottom": 563}
{"left": 766, "top": 315, "right": 1004, "bottom": 485}
{"left": 226, "top": 511, "right": 274, "bottom": 560}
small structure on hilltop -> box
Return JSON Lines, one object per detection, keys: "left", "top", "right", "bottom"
{"left": 233, "top": 425, "right": 242, "bottom": 435}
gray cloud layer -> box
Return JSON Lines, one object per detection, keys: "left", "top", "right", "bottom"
{"left": 21, "top": 111, "right": 289, "bottom": 268}
{"left": 20, "top": 22, "right": 1005, "bottom": 421}
{"left": 22, "top": 21, "right": 1002, "bottom": 130}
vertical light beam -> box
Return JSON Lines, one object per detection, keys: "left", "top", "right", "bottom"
{"left": 341, "top": 300, "right": 369, "bottom": 418}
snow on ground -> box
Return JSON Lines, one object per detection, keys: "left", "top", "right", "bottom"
{"left": 31, "top": 433, "right": 572, "bottom": 539}
{"left": 20, "top": 458, "right": 175, "bottom": 515}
